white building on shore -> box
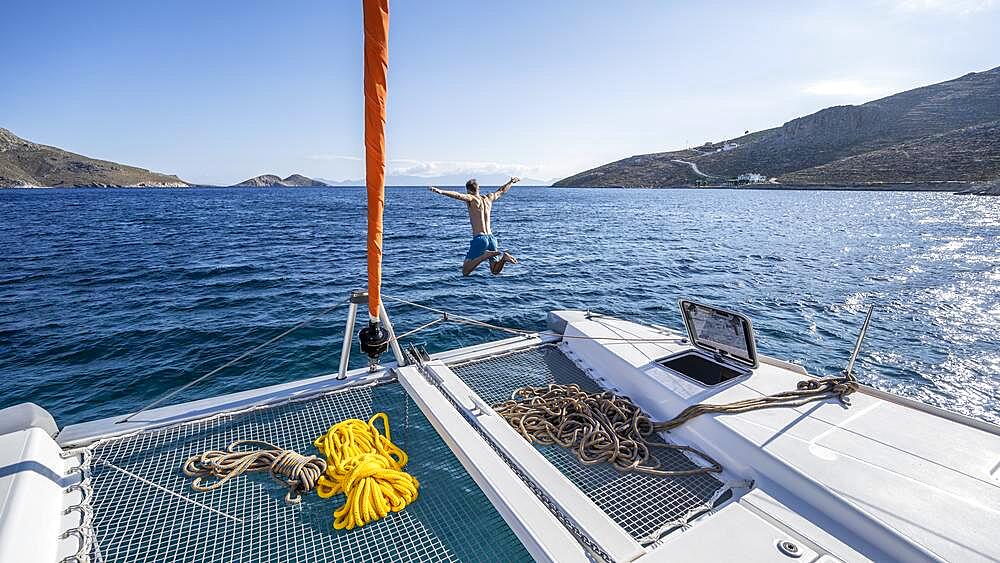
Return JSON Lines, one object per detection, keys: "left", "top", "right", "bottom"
{"left": 736, "top": 172, "right": 767, "bottom": 184}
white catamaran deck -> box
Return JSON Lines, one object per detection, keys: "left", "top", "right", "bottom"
{"left": 2, "top": 310, "right": 999, "bottom": 562}
{"left": 548, "top": 311, "right": 1000, "bottom": 562}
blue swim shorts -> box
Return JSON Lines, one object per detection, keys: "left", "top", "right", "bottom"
{"left": 466, "top": 233, "right": 499, "bottom": 262}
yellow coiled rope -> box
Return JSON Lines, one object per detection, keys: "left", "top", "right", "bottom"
{"left": 313, "top": 412, "right": 419, "bottom": 530}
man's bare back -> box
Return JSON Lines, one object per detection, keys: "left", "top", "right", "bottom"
{"left": 429, "top": 177, "right": 520, "bottom": 276}
{"left": 464, "top": 193, "right": 495, "bottom": 235}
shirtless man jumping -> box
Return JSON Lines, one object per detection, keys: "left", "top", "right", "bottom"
{"left": 429, "top": 177, "right": 520, "bottom": 276}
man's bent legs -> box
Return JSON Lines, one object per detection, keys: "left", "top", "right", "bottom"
{"left": 462, "top": 250, "right": 501, "bottom": 276}
{"left": 490, "top": 252, "right": 518, "bottom": 275}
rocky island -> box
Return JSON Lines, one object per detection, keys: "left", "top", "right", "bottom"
{"left": 0, "top": 128, "right": 189, "bottom": 188}
{"left": 555, "top": 66, "right": 1000, "bottom": 190}
{"left": 232, "top": 174, "right": 329, "bottom": 187}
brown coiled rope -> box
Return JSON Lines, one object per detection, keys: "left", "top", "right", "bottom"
{"left": 493, "top": 384, "right": 722, "bottom": 477}
{"left": 182, "top": 440, "right": 327, "bottom": 504}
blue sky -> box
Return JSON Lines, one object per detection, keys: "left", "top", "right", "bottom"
{"left": 2, "top": 0, "right": 998, "bottom": 185}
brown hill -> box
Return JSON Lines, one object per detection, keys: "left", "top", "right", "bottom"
{"left": 555, "top": 66, "right": 1000, "bottom": 188}
{"left": 780, "top": 120, "right": 1000, "bottom": 184}
{"left": 0, "top": 128, "right": 189, "bottom": 188}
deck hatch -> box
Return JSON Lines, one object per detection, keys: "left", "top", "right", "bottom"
{"left": 448, "top": 344, "right": 729, "bottom": 544}
{"left": 75, "top": 382, "right": 528, "bottom": 562}
{"left": 679, "top": 299, "right": 758, "bottom": 369}
{"left": 658, "top": 350, "right": 748, "bottom": 386}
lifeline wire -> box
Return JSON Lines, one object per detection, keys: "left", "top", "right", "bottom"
{"left": 119, "top": 301, "right": 347, "bottom": 423}
{"left": 383, "top": 294, "right": 686, "bottom": 343}
{"left": 394, "top": 297, "right": 860, "bottom": 436}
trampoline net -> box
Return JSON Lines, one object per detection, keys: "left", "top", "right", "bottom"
{"left": 448, "top": 344, "right": 728, "bottom": 544}
{"left": 78, "top": 382, "right": 530, "bottom": 563}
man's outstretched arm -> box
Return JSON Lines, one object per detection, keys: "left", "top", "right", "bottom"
{"left": 488, "top": 176, "right": 520, "bottom": 201}
{"left": 429, "top": 187, "right": 473, "bottom": 202}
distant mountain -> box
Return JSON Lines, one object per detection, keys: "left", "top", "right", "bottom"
{"left": 233, "top": 174, "right": 328, "bottom": 187}
{"left": 317, "top": 173, "right": 550, "bottom": 186}
{"left": 0, "top": 128, "right": 189, "bottom": 188}
{"left": 314, "top": 178, "right": 359, "bottom": 186}
{"left": 555, "top": 66, "right": 1000, "bottom": 188}
{"left": 282, "top": 174, "right": 327, "bottom": 186}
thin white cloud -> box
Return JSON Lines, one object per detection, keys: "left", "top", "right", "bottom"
{"left": 887, "top": 0, "right": 997, "bottom": 14}
{"left": 387, "top": 158, "right": 541, "bottom": 178}
{"left": 304, "top": 155, "right": 542, "bottom": 177}
{"left": 305, "top": 154, "right": 362, "bottom": 161}
{"left": 801, "top": 79, "right": 896, "bottom": 99}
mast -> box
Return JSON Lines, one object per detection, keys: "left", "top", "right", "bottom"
{"left": 358, "top": 0, "right": 393, "bottom": 367}
{"left": 363, "top": 0, "right": 389, "bottom": 324}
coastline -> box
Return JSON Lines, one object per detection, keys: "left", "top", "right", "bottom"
{"left": 550, "top": 181, "right": 973, "bottom": 192}
{"left": 0, "top": 184, "right": 549, "bottom": 190}
{"left": 0, "top": 182, "right": 985, "bottom": 193}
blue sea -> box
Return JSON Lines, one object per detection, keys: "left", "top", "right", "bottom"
{"left": 1, "top": 187, "right": 997, "bottom": 426}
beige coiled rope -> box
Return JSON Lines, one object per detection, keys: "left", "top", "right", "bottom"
{"left": 182, "top": 439, "right": 327, "bottom": 504}
{"left": 494, "top": 384, "right": 722, "bottom": 477}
